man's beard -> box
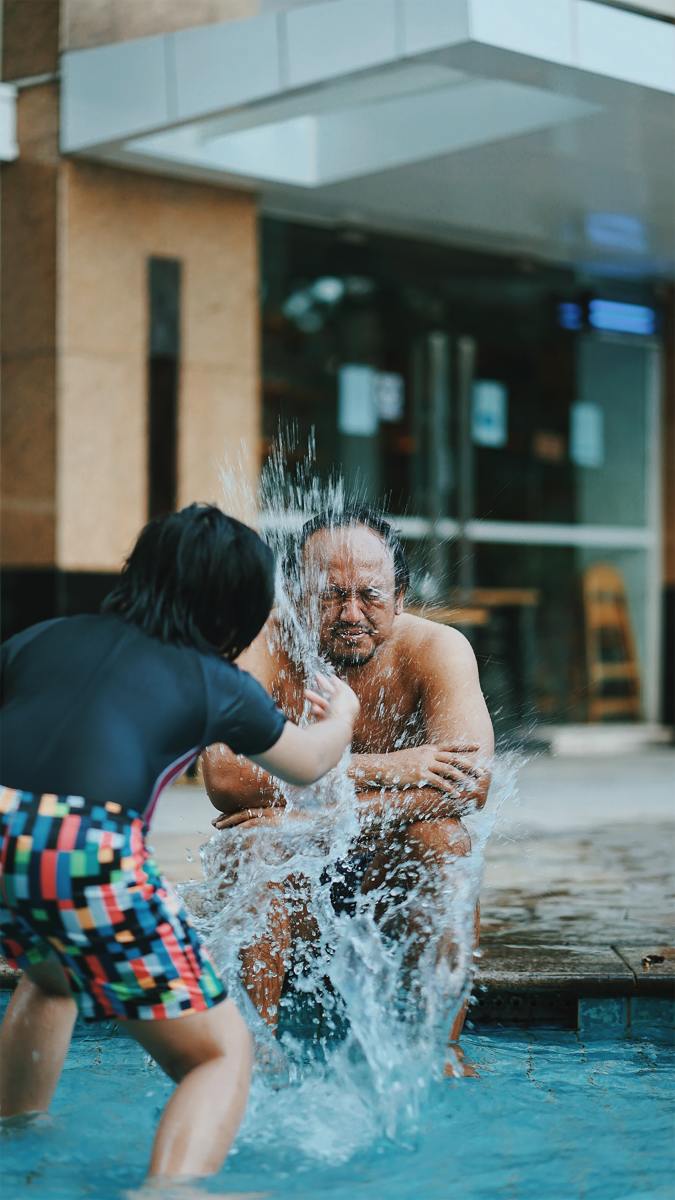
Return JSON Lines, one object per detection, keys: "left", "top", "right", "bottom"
{"left": 323, "top": 625, "right": 378, "bottom": 668}
{"left": 327, "top": 644, "right": 377, "bottom": 668}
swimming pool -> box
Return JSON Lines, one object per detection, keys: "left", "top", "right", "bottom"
{"left": 2, "top": 1019, "right": 673, "bottom": 1199}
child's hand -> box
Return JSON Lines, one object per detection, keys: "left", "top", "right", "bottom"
{"left": 305, "top": 672, "right": 359, "bottom": 728}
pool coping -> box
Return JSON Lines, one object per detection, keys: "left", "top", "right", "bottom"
{"left": 2, "top": 939, "right": 673, "bottom": 1001}
{"left": 1, "top": 954, "right": 672, "bottom": 1037}
{"left": 474, "top": 938, "right": 675, "bottom": 999}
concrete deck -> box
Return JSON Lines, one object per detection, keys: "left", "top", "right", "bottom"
{"left": 474, "top": 749, "right": 675, "bottom": 1024}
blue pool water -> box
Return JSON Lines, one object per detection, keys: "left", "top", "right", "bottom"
{"left": 2, "top": 1023, "right": 673, "bottom": 1200}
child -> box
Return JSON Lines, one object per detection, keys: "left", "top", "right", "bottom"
{"left": 0, "top": 503, "right": 358, "bottom": 1180}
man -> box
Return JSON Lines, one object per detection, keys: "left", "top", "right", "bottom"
{"left": 202, "top": 508, "right": 494, "bottom": 1045}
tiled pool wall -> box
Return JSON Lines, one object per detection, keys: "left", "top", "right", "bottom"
{"left": 471, "top": 987, "right": 675, "bottom": 1040}
{"left": 578, "top": 996, "right": 675, "bottom": 1040}
{"left": 0, "top": 983, "right": 673, "bottom": 1043}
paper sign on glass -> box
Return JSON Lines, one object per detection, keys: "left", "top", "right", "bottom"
{"left": 472, "top": 381, "right": 508, "bottom": 448}
{"left": 570, "top": 402, "right": 604, "bottom": 468}
{"left": 338, "top": 365, "right": 379, "bottom": 437}
{"left": 376, "top": 372, "right": 405, "bottom": 422}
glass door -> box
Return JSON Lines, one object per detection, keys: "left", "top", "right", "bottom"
{"left": 463, "top": 332, "right": 662, "bottom": 726}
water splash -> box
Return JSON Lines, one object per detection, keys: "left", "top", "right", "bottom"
{"left": 182, "top": 429, "right": 518, "bottom": 1164}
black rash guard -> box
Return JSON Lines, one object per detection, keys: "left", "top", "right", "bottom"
{"left": 0, "top": 614, "right": 286, "bottom": 824}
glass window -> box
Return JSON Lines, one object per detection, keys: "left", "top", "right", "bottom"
{"left": 472, "top": 335, "right": 652, "bottom": 527}
{"left": 260, "top": 218, "right": 660, "bottom": 727}
{"left": 472, "top": 543, "right": 650, "bottom": 734}
{"left": 261, "top": 218, "right": 585, "bottom": 518}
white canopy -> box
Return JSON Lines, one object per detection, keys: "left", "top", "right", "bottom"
{"left": 61, "top": 0, "right": 675, "bottom": 274}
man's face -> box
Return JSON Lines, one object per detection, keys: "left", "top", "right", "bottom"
{"left": 302, "top": 525, "right": 402, "bottom": 668}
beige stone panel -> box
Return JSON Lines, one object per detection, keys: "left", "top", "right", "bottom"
{"left": 0, "top": 354, "right": 56, "bottom": 503}
{"left": 61, "top": 163, "right": 256, "bottom": 366}
{"left": 0, "top": 506, "right": 57, "bottom": 567}
{"left": 58, "top": 163, "right": 261, "bottom": 557}
{"left": 57, "top": 354, "right": 147, "bottom": 571}
{"left": 178, "top": 364, "right": 260, "bottom": 520}
{"left": 2, "top": 0, "right": 59, "bottom": 81}
{"left": 0, "top": 83, "right": 58, "bottom": 567}
{"left": 62, "top": 0, "right": 259, "bottom": 50}
{"left": 2, "top": 159, "right": 58, "bottom": 356}
{"left": 15, "top": 82, "right": 60, "bottom": 163}
{"left": 0, "top": 353, "right": 56, "bottom": 565}
{"left": 182, "top": 196, "right": 259, "bottom": 371}
{"left": 112, "top": 0, "right": 255, "bottom": 42}
{"left": 2, "top": 85, "right": 59, "bottom": 361}
{"left": 60, "top": 0, "right": 116, "bottom": 53}
{"left": 60, "top": 166, "right": 146, "bottom": 360}
{"left": 211, "top": 0, "right": 260, "bottom": 20}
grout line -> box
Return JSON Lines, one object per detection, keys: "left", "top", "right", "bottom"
{"left": 611, "top": 944, "right": 638, "bottom": 985}
{"left": 163, "top": 34, "right": 178, "bottom": 124}
{"left": 277, "top": 12, "right": 289, "bottom": 92}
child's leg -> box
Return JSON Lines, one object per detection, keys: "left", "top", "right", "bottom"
{"left": 125, "top": 998, "right": 252, "bottom": 1180}
{"left": 0, "top": 958, "right": 77, "bottom": 1118}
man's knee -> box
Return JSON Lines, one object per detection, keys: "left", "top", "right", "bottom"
{"left": 403, "top": 818, "right": 471, "bottom": 861}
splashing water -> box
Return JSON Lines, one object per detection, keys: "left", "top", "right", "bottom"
{"left": 181, "top": 431, "right": 518, "bottom": 1164}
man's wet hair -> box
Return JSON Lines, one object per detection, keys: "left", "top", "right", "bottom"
{"left": 295, "top": 506, "right": 410, "bottom": 596}
{"left": 102, "top": 503, "right": 275, "bottom": 657}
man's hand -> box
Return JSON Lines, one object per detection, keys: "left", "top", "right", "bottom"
{"left": 351, "top": 742, "right": 483, "bottom": 794}
{"left": 212, "top": 806, "right": 307, "bottom": 831}
{"left": 395, "top": 743, "right": 484, "bottom": 794}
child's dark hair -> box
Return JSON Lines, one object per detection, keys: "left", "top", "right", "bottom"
{"left": 294, "top": 506, "right": 409, "bottom": 595}
{"left": 102, "top": 504, "right": 275, "bottom": 657}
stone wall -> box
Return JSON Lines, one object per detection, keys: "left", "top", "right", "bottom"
{"left": 1, "top": 0, "right": 261, "bottom": 580}
{"left": 58, "top": 161, "right": 260, "bottom": 570}
{"left": 60, "top": 0, "right": 259, "bottom": 52}
{"left": 0, "top": 69, "right": 59, "bottom": 565}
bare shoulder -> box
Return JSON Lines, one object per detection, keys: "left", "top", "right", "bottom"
{"left": 395, "top": 613, "right": 492, "bottom": 749}
{"left": 236, "top": 614, "right": 284, "bottom": 684}
{"left": 395, "top": 612, "right": 479, "bottom": 676}
{"left": 238, "top": 613, "right": 304, "bottom": 716}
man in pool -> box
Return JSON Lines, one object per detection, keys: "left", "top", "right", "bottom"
{"left": 203, "top": 508, "right": 494, "bottom": 1043}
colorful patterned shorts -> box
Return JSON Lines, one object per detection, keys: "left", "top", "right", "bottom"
{"left": 0, "top": 787, "right": 227, "bottom": 1022}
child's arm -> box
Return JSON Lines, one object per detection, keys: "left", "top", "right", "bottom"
{"left": 249, "top": 674, "right": 358, "bottom": 787}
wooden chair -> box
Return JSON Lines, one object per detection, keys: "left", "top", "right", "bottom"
{"left": 582, "top": 563, "right": 641, "bottom": 721}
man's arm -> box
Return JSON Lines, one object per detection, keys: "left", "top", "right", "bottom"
{"left": 350, "top": 624, "right": 493, "bottom": 819}
{"left": 202, "top": 745, "right": 282, "bottom": 816}
{"left": 353, "top": 785, "right": 476, "bottom": 830}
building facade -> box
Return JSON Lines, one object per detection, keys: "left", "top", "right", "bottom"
{"left": 1, "top": 0, "right": 674, "bottom": 731}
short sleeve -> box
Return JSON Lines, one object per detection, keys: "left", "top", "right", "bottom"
{"left": 1, "top": 619, "right": 66, "bottom": 705}
{"left": 203, "top": 661, "right": 287, "bottom": 756}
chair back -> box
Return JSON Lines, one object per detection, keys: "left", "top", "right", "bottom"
{"left": 582, "top": 563, "right": 641, "bottom": 721}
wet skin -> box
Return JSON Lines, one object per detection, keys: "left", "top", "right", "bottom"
{"left": 203, "top": 526, "right": 494, "bottom": 1043}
